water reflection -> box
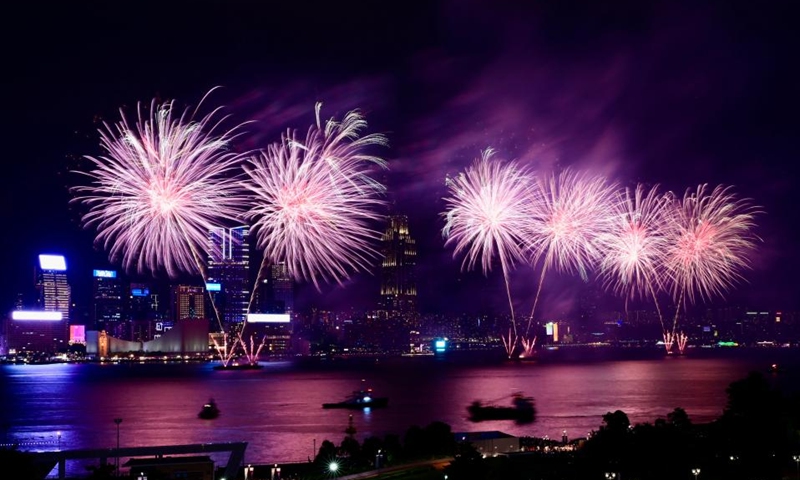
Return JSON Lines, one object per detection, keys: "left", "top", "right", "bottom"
{"left": 1, "top": 349, "right": 797, "bottom": 476}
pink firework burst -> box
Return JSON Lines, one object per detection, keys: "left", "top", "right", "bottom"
{"left": 664, "top": 184, "right": 761, "bottom": 306}
{"left": 71, "top": 91, "right": 250, "bottom": 279}
{"left": 441, "top": 148, "right": 534, "bottom": 356}
{"left": 521, "top": 168, "right": 617, "bottom": 348}
{"left": 243, "top": 103, "right": 388, "bottom": 291}
{"left": 526, "top": 168, "right": 619, "bottom": 279}
{"left": 596, "top": 183, "right": 674, "bottom": 352}
{"left": 597, "top": 183, "right": 673, "bottom": 301}
{"left": 442, "top": 149, "right": 533, "bottom": 279}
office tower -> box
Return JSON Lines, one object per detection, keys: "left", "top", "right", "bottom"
{"left": 36, "top": 254, "right": 71, "bottom": 322}
{"left": 92, "top": 269, "right": 124, "bottom": 330}
{"left": 128, "top": 282, "right": 162, "bottom": 342}
{"left": 270, "top": 262, "right": 294, "bottom": 314}
{"left": 171, "top": 285, "right": 206, "bottom": 321}
{"left": 207, "top": 226, "right": 250, "bottom": 327}
{"left": 379, "top": 215, "right": 417, "bottom": 313}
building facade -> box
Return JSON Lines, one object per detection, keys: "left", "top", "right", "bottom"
{"left": 379, "top": 215, "right": 417, "bottom": 313}
{"left": 36, "top": 254, "right": 71, "bottom": 323}
{"left": 171, "top": 285, "right": 206, "bottom": 321}
{"left": 207, "top": 226, "right": 250, "bottom": 328}
{"left": 92, "top": 269, "right": 124, "bottom": 332}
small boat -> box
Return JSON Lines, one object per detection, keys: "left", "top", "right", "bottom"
{"left": 323, "top": 387, "right": 388, "bottom": 410}
{"left": 198, "top": 398, "right": 220, "bottom": 419}
{"left": 213, "top": 361, "right": 263, "bottom": 370}
{"left": 467, "top": 392, "right": 536, "bottom": 424}
{"left": 768, "top": 363, "right": 785, "bottom": 374}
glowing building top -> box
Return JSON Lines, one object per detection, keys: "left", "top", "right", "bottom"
{"left": 379, "top": 215, "right": 417, "bottom": 313}
{"left": 36, "top": 254, "right": 71, "bottom": 322}
{"left": 207, "top": 226, "right": 250, "bottom": 327}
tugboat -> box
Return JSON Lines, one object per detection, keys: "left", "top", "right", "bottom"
{"left": 198, "top": 398, "right": 220, "bottom": 419}
{"left": 323, "top": 384, "right": 388, "bottom": 410}
{"left": 467, "top": 392, "right": 536, "bottom": 424}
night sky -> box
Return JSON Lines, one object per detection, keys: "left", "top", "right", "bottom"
{"left": 3, "top": 0, "right": 799, "bottom": 317}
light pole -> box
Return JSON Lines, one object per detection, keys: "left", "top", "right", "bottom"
{"left": 691, "top": 468, "right": 700, "bottom": 480}
{"left": 114, "top": 418, "right": 122, "bottom": 477}
{"left": 793, "top": 455, "right": 800, "bottom": 480}
{"left": 57, "top": 431, "right": 61, "bottom": 450}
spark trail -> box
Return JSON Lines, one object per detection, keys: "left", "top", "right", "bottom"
{"left": 242, "top": 103, "right": 388, "bottom": 355}
{"left": 70, "top": 90, "right": 250, "bottom": 364}
{"left": 442, "top": 149, "right": 533, "bottom": 358}
{"left": 663, "top": 184, "right": 761, "bottom": 353}
{"left": 521, "top": 168, "right": 617, "bottom": 357}
{"left": 597, "top": 184, "right": 675, "bottom": 352}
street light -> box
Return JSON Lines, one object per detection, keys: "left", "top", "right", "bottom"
{"left": 605, "top": 473, "right": 616, "bottom": 480}
{"left": 114, "top": 418, "right": 122, "bottom": 477}
{"left": 792, "top": 455, "right": 800, "bottom": 480}
{"left": 691, "top": 468, "right": 701, "bottom": 480}
{"left": 328, "top": 461, "right": 339, "bottom": 476}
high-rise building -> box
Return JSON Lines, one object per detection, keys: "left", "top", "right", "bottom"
{"left": 92, "top": 269, "right": 124, "bottom": 330}
{"left": 207, "top": 226, "right": 250, "bottom": 327}
{"left": 36, "top": 254, "right": 71, "bottom": 322}
{"left": 270, "top": 262, "right": 294, "bottom": 314}
{"left": 171, "top": 285, "right": 206, "bottom": 321}
{"left": 379, "top": 215, "right": 417, "bottom": 313}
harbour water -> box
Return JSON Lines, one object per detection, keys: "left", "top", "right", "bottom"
{"left": 2, "top": 347, "right": 799, "bottom": 477}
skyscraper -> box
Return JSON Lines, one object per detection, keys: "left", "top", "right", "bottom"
{"left": 270, "top": 262, "right": 294, "bottom": 314}
{"left": 207, "top": 226, "right": 250, "bottom": 328}
{"left": 92, "top": 269, "right": 124, "bottom": 330}
{"left": 171, "top": 285, "right": 206, "bottom": 321}
{"left": 36, "top": 254, "right": 71, "bottom": 322}
{"left": 379, "top": 215, "right": 417, "bottom": 313}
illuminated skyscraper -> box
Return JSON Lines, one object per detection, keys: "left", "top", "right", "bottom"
{"left": 92, "top": 269, "right": 124, "bottom": 330}
{"left": 36, "top": 254, "right": 71, "bottom": 322}
{"left": 379, "top": 215, "right": 417, "bottom": 313}
{"left": 207, "top": 226, "right": 250, "bottom": 327}
{"left": 171, "top": 285, "right": 206, "bottom": 321}
{"left": 270, "top": 262, "right": 294, "bottom": 314}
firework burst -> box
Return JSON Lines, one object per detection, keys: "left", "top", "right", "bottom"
{"left": 665, "top": 184, "right": 761, "bottom": 304}
{"left": 598, "top": 184, "right": 673, "bottom": 300}
{"left": 71, "top": 91, "right": 249, "bottom": 279}
{"left": 527, "top": 168, "right": 618, "bottom": 280}
{"left": 442, "top": 148, "right": 534, "bottom": 357}
{"left": 664, "top": 184, "right": 760, "bottom": 352}
{"left": 597, "top": 183, "right": 674, "bottom": 351}
{"left": 521, "top": 168, "right": 617, "bottom": 355}
{"left": 243, "top": 103, "right": 388, "bottom": 293}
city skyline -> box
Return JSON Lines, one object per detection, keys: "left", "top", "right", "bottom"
{"left": 4, "top": 0, "right": 799, "bottom": 317}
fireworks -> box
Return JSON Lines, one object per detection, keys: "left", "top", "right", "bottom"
{"left": 526, "top": 168, "right": 619, "bottom": 281}
{"left": 243, "top": 103, "right": 388, "bottom": 291}
{"left": 441, "top": 149, "right": 534, "bottom": 357}
{"left": 663, "top": 184, "right": 760, "bottom": 352}
{"left": 71, "top": 92, "right": 249, "bottom": 279}
{"left": 442, "top": 149, "right": 532, "bottom": 279}
{"left": 597, "top": 184, "right": 673, "bottom": 301}
{"left": 520, "top": 168, "right": 617, "bottom": 354}
{"left": 664, "top": 184, "right": 761, "bottom": 305}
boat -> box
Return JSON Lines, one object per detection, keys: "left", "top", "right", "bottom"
{"left": 198, "top": 398, "right": 220, "bottom": 419}
{"left": 213, "top": 361, "right": 263, "bottom": 370}
{"left": 323, "top": 387, "right": 389, "bottom": 410}
{"left": 768, "top": 363, "right": 785, "bottom": 374}
{"left": 467, "top": 392, "right": 536, "bottom": 424}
